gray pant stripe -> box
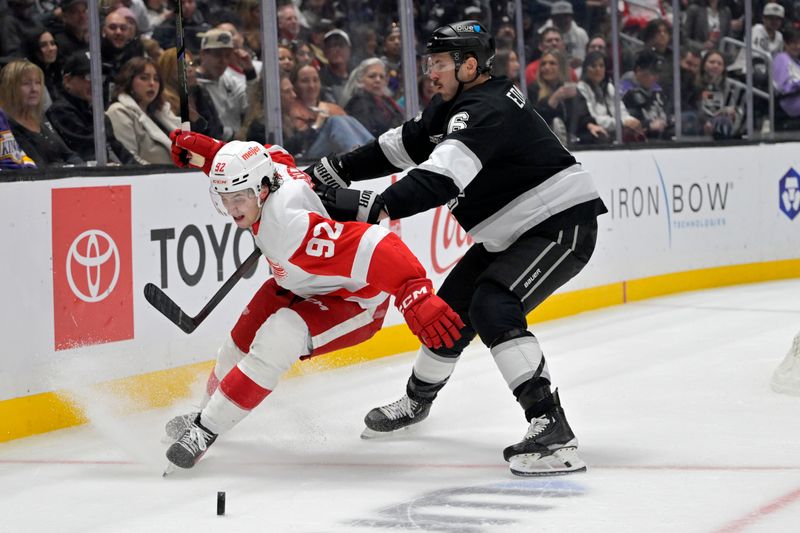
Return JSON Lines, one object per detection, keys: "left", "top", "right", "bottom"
{"left": 510, "top": 242, "right": 556, "bottom": 291}
{"left": 570, "top": 225, "right": 579, "bottom": 251}
{"left": 521, "top": 248, "right": 572, "bottom": 303}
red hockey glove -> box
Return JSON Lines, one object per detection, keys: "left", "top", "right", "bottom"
{"left": 169, "top": 129, "right": 226, "bottom": 175}
{"left": 396, "top": 278, "right": 465, "bottom": 350}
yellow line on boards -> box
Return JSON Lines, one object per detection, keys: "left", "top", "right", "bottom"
{"left": 2, "top": 258, "right": 799, "bottom": 443}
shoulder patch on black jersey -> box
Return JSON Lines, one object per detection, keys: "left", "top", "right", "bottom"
{"left": 447, "top": 111, "right": 470, "bottom": 134}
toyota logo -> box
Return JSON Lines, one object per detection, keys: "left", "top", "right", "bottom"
{"left": 66, "top": 229, "right": 121, "bottom": 303}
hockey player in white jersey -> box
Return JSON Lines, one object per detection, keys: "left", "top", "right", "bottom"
{"left": 163, "top": 130, "right": 464, "bottom": 469}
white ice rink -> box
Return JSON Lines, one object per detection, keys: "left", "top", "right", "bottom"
{"left": 1, "top": 279, "right": 799, "bottom": 533}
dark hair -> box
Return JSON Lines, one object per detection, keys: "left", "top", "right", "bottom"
{"left": 581, "top": 50, "right": 608, "bottom": 84}
{"left": 699, "top": 49, "right": 727, "bottom": 84}
{"left": 493, "top": 47, "right": 518, "bottom": 78}
{"left": 783, "top": 26, "right": 800, "bottom": 45}
{"left": 641, "top": 19, "right": 671, "bottom": 44}
{"left": 112, "top": 56, "right": 165, "bottom": 114}
{"left": 634, "top": 49, "right": 663, "bottom": 73}
{"left": 21, "top": 27, "right": 55, "bottom": 68}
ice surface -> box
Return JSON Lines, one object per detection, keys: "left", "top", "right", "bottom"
{"left": 2, "top": 280, "right": 799, "bottom": 532}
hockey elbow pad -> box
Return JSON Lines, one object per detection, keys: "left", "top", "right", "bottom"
{"left": 316, "top": 184, "right": 385, "bottom": 224}
{"left": 304, "top": 154, "right": 351, "bottom": 189}
{"left": 170, "top": 129, "right": 226, "bottom": 175}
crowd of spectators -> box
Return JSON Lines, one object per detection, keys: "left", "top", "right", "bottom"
{"left": 1, "top": 0, "right": 800, "bottom": 170}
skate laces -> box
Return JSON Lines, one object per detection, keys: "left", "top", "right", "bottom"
{"left": 524, "top": 415, "right": 551, "bottom": 440}
{"left": 379, "top": 395, "right": 419, "bottom": 420}
{"left": 179, "top": 424, "right": 214, "bottom": 454}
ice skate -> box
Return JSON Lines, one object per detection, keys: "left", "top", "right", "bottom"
{"left": 164, "top": 411, "right": 199, "bottom": 441}
{"left": 503, "top": 390, "right": 587, "bottom": 476}
{"left": 165, "top": 415, "right": 218, "bottom": 469}
{"left": 361, "top": 394, "right": 431, "bottom": 439}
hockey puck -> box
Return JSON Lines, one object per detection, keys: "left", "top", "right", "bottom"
{"left": 217, "top": 491, "right": 226, "bottom": 515}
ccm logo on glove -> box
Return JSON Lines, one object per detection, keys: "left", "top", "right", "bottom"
{"left": 395, "top": 279, "right": 465, "bottom": 350}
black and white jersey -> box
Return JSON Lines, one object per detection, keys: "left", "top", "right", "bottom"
{"left": 340, "top": 76, "right": 608, "bottom": 252}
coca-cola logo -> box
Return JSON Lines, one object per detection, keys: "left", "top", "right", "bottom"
{"left": 430, "top": 207, "right": 472, "bottom": 274}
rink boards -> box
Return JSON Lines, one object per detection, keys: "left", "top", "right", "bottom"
{"left": 1, "top": 142, "right": 799, "bottom": 441}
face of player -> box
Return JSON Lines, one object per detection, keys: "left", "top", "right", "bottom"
{"left": 38, "top": 32, "right": 58, "bottom": 64}
{"left": 295, "top": 65, "right": 320, "bottom": 105}
{"left": 361, "top": 63, "right": 387, "bottom": 96}
{"left": 19, "top": 71, "right": 42, "bottom": 110}
{"left": 426, "top": 52, "right": 462, "bottom": 101}
{"left": 220, "top": 189, "right": 261, "bottom": 228}
{"left": 131, "top": 64, "right": 160, "bottom": 109}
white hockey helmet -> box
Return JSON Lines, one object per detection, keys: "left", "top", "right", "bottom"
{"left": 208, "top": 141, "right": 281, "bottom": 215}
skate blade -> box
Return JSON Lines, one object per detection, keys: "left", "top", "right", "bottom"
{"left": 509, "top": 447, "right": 587, "bottom": 477}
{"left": 360, "top": 425, "right": 413, "bottom": 440}
{"left": 162, "top": 462, "right": 177, "bottom": 477}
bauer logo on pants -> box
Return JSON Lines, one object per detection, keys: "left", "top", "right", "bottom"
{"left": 52, "top": 186, "right": 134, "bottom": 350}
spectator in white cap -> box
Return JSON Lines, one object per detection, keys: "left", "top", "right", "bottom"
{"left": 729, "top": 2, "right": 784, "bottom": 79}
{"left": 538, "top": 0, "right": 589, "bottom": 69}
{"left": 319, "top": 28, "right": 352, "bottom": 106}
{"left": 196, "top": 29, "right": 248, "bottom": 140}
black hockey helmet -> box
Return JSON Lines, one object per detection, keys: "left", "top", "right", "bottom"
{"left": 425, "top": 20, "right": 495, "bottom": 75}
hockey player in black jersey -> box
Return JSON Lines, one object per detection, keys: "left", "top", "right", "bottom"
{"left": 306, "top": 20, "right": 608, "bottom": 476}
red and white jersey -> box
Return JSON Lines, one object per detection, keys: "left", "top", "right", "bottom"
{"left": 252, "top": 146, "right": 426, "bottom": 309}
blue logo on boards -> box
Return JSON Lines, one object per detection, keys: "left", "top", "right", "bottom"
{"left": 779, "top": 168, "right": 800, "bottom": 220}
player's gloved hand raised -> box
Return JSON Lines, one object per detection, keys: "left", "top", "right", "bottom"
{"left": 170, "top": 129, "right": 226, "bottom": 175}
{"left": 395, "top": 278, "right": 464, "bottom": 350}
{"left": 304, "top": 154, "right": 351, "bottom": 189}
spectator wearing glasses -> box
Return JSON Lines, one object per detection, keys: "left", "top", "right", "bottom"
{"left": 196, "top": 28, "right": 247, "bottom": 140}
{"left": 0, "top": 59, "right": 83, "bottom": 166}
{"left": 106, "top": 56, "right": 179, "bottom": 164}
{"left": 47, "top": 52, "right": 138, "bottom": 164}
{"left": 319, "top": 29, "right": 352, "bottom": 106}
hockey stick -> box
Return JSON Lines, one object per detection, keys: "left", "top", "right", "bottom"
{"left": 174, "top": 0, "right": 190, "bottom": 130}
{"left": 144, "top": 249, "right": 261, "bottom": 334}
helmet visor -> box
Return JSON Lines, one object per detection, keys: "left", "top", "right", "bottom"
{"left": 422, "top": 54, "right": 457, "bottom": 75}
{"left": 210, "top": 187, "right": 257, "bottom": 216}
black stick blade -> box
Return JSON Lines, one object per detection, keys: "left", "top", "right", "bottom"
{"left": 143, "top": 283, "right": 198, "bottom": 334}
